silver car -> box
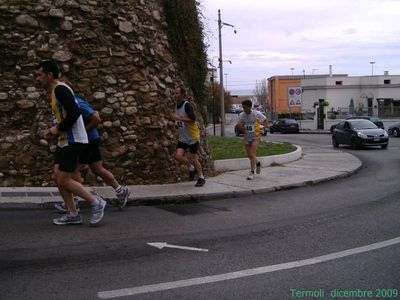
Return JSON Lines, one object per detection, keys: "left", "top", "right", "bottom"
{"left": 388, "top": 122, "right": 400, "bottom": 137}
{"left": 332, "top": 119, "right": 388, "bottom": 149}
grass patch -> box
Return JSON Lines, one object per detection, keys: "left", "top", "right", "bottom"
{"left": 208, "top": 136, "right": 297, "bottom": 160}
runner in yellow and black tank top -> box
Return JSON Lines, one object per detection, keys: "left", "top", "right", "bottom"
{"left": 166, "top": 86, "right": 205, "bottom": 187}
{"left": 51, "top": 83, "right": 88, "bottom": 147}
{"left": 175, "top": 100, "right": 200, "bottom": 145}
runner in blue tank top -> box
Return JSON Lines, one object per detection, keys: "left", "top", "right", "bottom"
{"left": 54, "top": 97, "right": 130, "bottom": 212}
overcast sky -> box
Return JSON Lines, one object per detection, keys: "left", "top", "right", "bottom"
{"left": 199, "top": 0, "right": 400, "bottom": 92}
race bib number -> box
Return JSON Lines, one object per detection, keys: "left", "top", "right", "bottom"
{"left": 176, "top": 121, "right": 185, "bottom": 128}
{"left": 246, "top": 124, "right": 255, "bottom": 132}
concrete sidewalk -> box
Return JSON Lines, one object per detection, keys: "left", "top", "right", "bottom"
{"left": 0, "top": 146, "right": 361, "bottom": 209}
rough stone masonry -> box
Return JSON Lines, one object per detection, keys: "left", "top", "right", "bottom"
{"left": 0, "top": 0, "right": 212, "bottom": 187}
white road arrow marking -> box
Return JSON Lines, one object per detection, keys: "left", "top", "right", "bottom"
{"left": 147, "top": 242, "right": 209, "bottom": 252}
{"left": 99, "top": 237, "right": 400, "bottom": 299}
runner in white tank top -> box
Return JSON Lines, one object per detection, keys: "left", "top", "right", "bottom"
{"left": 237, "top": 100, "right": 269, "bottom": 180}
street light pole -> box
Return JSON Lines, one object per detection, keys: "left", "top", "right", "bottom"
{"left": 218, "top": 9, "right": 236, "bottom": 137}
{"left": 370, "top": 61, "right": 375, "bottom": 76}
{"left": 218, "top": 9, "right": 225, "bottom": 136}
{"left": 210, "top": 73, "right": 216, "bottom": 136}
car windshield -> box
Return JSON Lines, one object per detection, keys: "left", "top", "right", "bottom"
{"left": 285, "top": 119, "right": 296, "bottom": 124}
{"left": 370, "top": 118, "right": 381, "bottom": 123}
{"left": 350, "top": 120, "right": 377, "bottom": 130}
{"left": 348, "top": 116, "right": 368, "bottom": 120}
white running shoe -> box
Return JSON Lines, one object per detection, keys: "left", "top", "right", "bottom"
{"left": 256, "top": 161, "right": 261, "bottom": 174}
{"left": 247, "top": 171, "right": 255, "bottom": 180}
{"left": 90, "top": 198, "right": 107, "bottom": 225}
{"left": 53, "top": 213, "right": 83, "bottom": 225}
{"left": 54, "top": 198, "right": 80, "bottom": 213}
{"left": 117, "top": 187, "right": 130, "bottom": 210}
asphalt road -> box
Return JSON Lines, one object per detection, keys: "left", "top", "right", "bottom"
{"left": 1, "top": 128, "right": 400, "bottom": 299}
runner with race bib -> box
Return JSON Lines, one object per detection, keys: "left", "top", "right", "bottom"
{"left": 237, "top": 100, "right": 269, "bottom": 180}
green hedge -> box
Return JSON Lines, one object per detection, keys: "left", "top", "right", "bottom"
{"left": 163, "top": 0, "right": 208, "bottom": 111}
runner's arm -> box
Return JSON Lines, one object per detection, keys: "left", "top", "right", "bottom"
{"left": 237, "top": 113, "right": 245, "bottom": 131}
{"left": 54, "top": 85, "right": 81, "bottom": 131}
{"left": 85, "top": 111, "right": 101, "bottom": 132}
{"left": 184, "top": 102, "right": 196, "bottom": 121}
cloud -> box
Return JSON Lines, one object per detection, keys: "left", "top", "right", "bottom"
{"left": 200, "top": 0, "right": 400, "bottom": 90}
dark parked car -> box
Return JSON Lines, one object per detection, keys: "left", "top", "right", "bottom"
{"left": 234, "top": 123, "right": 267, "bottom": 136}
{"left": 332, "top": 119, "right": 388, "bottom": 149}
{"left": 388, "top": 122, "right": 400, "bottom": 137}
{"left": 330, "top": 116, "right": 384, "bottom": 133}
{"left": 269, "top": 118, "right": 299, "bottom": 134}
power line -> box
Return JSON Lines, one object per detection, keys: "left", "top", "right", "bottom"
{"left": 228, "top": 83, "right": 257, "bottom": 87}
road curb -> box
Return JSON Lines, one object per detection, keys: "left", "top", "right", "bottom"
{"left": 214, "top": 145, "right": 302, "bottom": 172}
{"left": 0, "top": 148, "right": 362, "bottom": 210}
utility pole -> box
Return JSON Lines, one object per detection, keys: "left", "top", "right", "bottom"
{"left": 218, "top": 9, "right": 225, "bottom": 136}
{"left": 210, "top": 72, "right": 216, "bottom": 136}
{"left": 218, "top": 9, "right": 236, "bottom": 136}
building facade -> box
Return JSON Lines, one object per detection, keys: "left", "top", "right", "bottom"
{"left": 302, "top": 74, "right": 400, "bottom": 118}
{"left": 267, "top": 74, "right": 350, "bottom": 118}
{"left": 267, "top": 76, "right": 302, "bottom": 118}
{"left": 268, "top": 73, "right": 400, "bottom": 121}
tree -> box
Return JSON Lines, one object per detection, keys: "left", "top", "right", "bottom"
{"left": 205, "top": 79, "right": 232, "bottom": 125}
{"left": 253, "top": 79, "right": 269, "bottom": 116}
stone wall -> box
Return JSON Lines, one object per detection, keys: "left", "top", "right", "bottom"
{"left": 0, "top": 0, "right": 213, "bottom": 187}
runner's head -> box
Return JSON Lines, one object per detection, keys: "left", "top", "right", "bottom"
{"left": 242, "top": 99, "right": 252, "bottom": 114}
{"left": 36, "top": 60, "right": 60, "bottom": 89}
{"left": 37, "top": 60, "right": 60, "bottom": 79}
{"left": 174, "top": 85, "right": 186, "bottom": 103}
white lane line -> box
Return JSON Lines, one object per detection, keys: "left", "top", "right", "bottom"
{"left": 98, "top": 237, "right": 400, "bottom": 299}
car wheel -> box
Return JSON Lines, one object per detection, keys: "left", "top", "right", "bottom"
{"left": 393, "top": 128, "right": 400, "bottom": 137}
{"left": 381, "top": 144, "right": 388, "bottom": 149}
{"left": 351, "top": 138, "right": 358, "bottom": 149}
{"left": 332, "top": 137, "right": 339, "bottom": 148}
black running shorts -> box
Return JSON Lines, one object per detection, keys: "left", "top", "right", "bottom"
{"left": 54, "top": 143, "right": 87, "bottom": 173}
{"left": 79, "top": 139, "right": 102, "bottom": 164}
{"left": 176, "top": 141, "right": 199, "bottom": 154}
